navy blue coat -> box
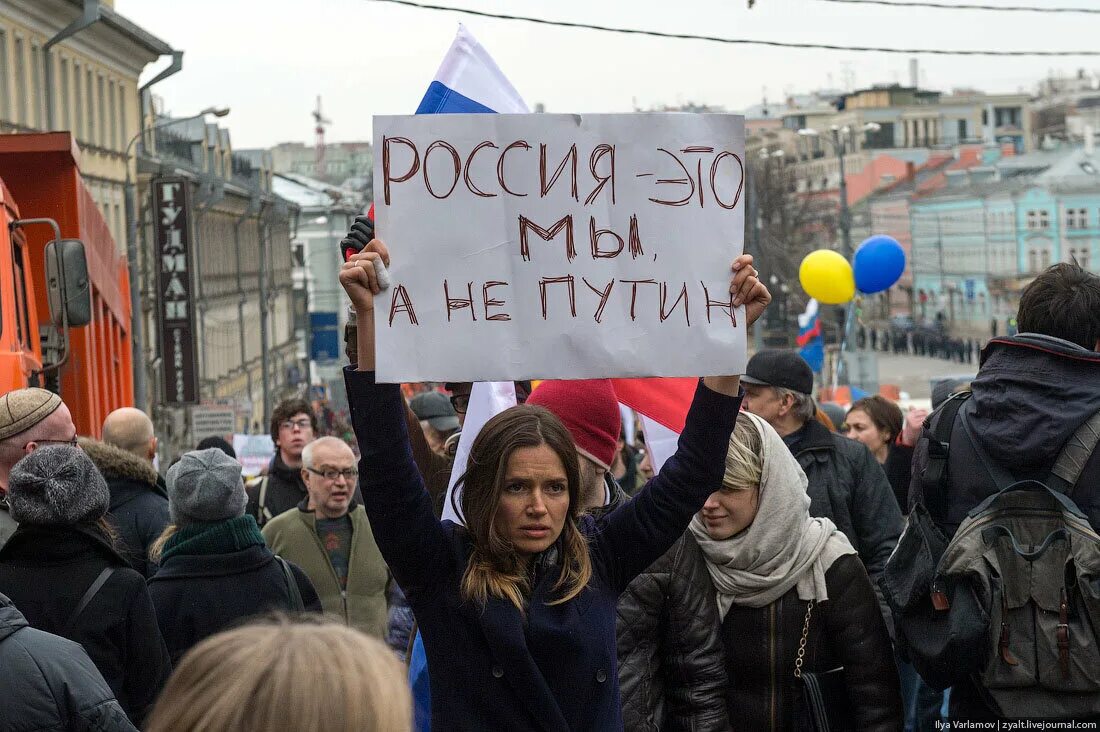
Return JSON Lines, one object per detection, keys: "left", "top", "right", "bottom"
{"left": 346, "top": 369, "right": 740, "bottom": 732}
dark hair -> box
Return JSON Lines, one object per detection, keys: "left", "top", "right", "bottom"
{"left": 269, "top": 399, "right": 318, "bottom": 443}
{"left": 1017, "top": 263, "right": 1100, "bottom": 351}
{"left": 847, "top": 395, "right": 904, "bottom": 443}
{"left": 196, "top": 435, "right": 236, "bottom": 459}
{"left": 453, "top": 404, "right": 591, "bottom": 610}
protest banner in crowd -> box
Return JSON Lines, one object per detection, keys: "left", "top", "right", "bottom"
{"left": 373, "top": 112, "right": 747, "bottom": 382}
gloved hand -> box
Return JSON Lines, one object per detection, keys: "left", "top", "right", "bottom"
{"left": 340, "top": 204, "right": 375, "bottom": 262}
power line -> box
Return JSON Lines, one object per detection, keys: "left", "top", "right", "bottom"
{"left": 820, "top": 0, "right": 1100, "bottom": 13}
{"left": 369, "top": 0, "right": 1100, "bottom": 55}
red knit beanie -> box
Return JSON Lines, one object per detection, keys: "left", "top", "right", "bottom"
{"left": 527, "top": 379, "right": 621, "bottom": 470}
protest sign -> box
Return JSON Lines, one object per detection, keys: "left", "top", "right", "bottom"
{"left": 373, "top": 112, "right": 746, "bottom": 382}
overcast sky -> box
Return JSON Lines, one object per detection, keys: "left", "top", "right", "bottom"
{"left": 116, "top": 0, "right": 1099, "bottom": 149}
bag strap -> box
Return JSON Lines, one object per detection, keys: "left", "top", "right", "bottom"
{"left": 920, "top": 391, "right": 970, "bottom": 515}
{"left": 958, "top": 408, "right": 1018, "bottom": 491}
{"left": 66, "top": 567, "right": 115, "bottom": 633}
{"left": 793, "top": 600, "right": 815, "bottom": 679}
{"left": 1049, "top": 408, "right": 1100, "bottom": 494}
{"left": 276, "top": 556, "right": 305, "bottom": 612}
{"left": 257, "top": 476, "right": 272, "bottom": 524}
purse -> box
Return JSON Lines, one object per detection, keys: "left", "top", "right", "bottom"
{"left": 793, "top": 600, "right": 857, "bottom": 732}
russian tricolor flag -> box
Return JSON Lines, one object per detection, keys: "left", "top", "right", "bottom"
{"left": 416, "top": 24, "right": 529, "bottom": 116}
{"left": 797, "top": 298, "right": 824, "bottom": 373}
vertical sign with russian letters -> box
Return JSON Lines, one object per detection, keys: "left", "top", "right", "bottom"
{"left": 154, "top": 178, "right": 199, "bottom": 405}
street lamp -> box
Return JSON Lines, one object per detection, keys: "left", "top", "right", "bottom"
{"left": 125, "top": 106, "right": 229, "bottom": 411}
{"left": 797, "top": 122, "right": 881, "bottom": 259}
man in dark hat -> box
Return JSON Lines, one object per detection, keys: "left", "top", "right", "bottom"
{"left": 740, "top": 350, "right": 902, "bottom": 615}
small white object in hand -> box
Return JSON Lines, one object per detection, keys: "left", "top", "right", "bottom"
{"left": 373, "top": 258, "right": 391, "bottom": 291}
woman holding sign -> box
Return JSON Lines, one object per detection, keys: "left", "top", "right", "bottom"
{"left": 340, "top": 237, "right": 769, "bottom": 731}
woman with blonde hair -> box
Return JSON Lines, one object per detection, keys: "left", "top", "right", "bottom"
{"left": 145, "top": 617, "right": 411, "bottom": 732}
{"left": 339, "top": 236, "right": 770, "bottom": 730}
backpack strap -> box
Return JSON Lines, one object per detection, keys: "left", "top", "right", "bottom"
{"left": 920, "top": 391, "right": 970, "bottom": 516}
{"left": 276, "top": 556, "right": 305, "bottom": 612}
{"left": 256, "top": 475, "right": 272, "bottom": 525}
{"left": 1048, "top": 408, "right": 1100, "bottom": 494}
{"left": 66, "top": 567, "right": 115, "bottom": 633}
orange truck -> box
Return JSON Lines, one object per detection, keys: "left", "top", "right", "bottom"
{"left": 0, "top": 132, "right": 133, "bottom": 438}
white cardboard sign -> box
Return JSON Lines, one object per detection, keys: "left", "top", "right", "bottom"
{"left": 373, "top": 113, "right": 746, "bottom": 382}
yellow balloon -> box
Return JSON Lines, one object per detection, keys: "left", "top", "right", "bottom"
{"left": 799, "top": 249, "right": 856, "bottom": 304}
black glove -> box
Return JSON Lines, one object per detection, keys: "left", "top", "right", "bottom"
{"left": 340, "top": 212, "right": 375, "bottom": 263}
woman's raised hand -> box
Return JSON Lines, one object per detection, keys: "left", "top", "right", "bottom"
{"left": 340, "top": 239, "right": 391, "bottom": 313}
{"left": 729, "top": 254, "right": 771, "bottom": 328}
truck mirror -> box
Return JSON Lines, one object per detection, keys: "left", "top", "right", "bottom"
{"left": 45, "top": 238, "right": 91, "bottom": 327}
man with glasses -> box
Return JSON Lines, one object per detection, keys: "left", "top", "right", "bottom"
{"left": 0, "top": 388, "right": 78, "bottom": 549}
{"left": 246, "top": 398, "right": 335, "bottom": 526}
{"left": 261, "top": 436, "right": 389, "bottom": 637}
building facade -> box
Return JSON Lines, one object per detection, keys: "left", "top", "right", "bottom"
{"left": 0, "top": 0, "right": 172, "bottom": 249}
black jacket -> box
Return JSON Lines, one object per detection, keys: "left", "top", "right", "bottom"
{"left": 148, "top": 543, "right": 321, "bottom": 663}
{"left": 0, "top": 592, "right": 138, "bottom": 732}
{"left": 788, "top": 419, "right": 903, "bottom": 611}
{"left": 81, "top": 439, "right": 170, "bottom": 578}
{"left": 0, "top": 525, "right": 172, "bottom": 725}
{"left": 616, "top": 533, "right": 730, "bottom": 732}
{"left": 719, "top": 554, "right": 902, "bottom": 731}
{"left": 883, "top": 444, "right": 915, "bottom": 513}
{"left": 908, "top": 334, "right": 1100, "bottom": 719}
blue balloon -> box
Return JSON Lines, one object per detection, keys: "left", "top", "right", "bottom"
{"left": 853, "top": 236, "right": 906, "bottom": 294}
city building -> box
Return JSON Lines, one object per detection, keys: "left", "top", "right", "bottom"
{"left": 0, "top": 0, "right": 174, "bottom": 248}
{"left": 260, "top": 140, "right": 374, "bottom": 190}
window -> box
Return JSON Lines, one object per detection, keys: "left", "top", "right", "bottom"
{"left": 1066, "top": 207, "right": 1088, "bottom": 229}
{"left": 73, "top": 62, "right": 83, "bottom": 140}
{"left": 1027, "top": 210, "right": 1038, "bottom": 229}
{"left": 97, "top": 74, "right": 105, "bottom": 147}
{"left": 0, "top": 30, "right": 8, "bottom": 121}
{"left": 14, "top": 36, "right": 26, "bottom": 125}
{"left": 85, "top": 68, "right": 93, "bottom": 145}
{"left": 107, "top": 80, "right": 116, "bottom": 149}
{"left": 1081, "top": 248, "right": 1091, "bottom": 270}
{"left": 117, "top": 82, "right": 127, "bottom": 151}
{"left": 59, "top": 58, "right": 69, "bottom": 130}
{"left": 31, "top": 44, "right": 43, "bottom": 126}
{"left": 1040, "top": 210, "right": 1050, "bottom": 229}
{"left": 12, "top": 240, "right": 32, "bottom": 349}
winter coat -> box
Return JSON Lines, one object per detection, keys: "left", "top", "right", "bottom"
{"left": 0, "top": 524, "right": 172, "bottom": 725}
{"left": 0, "top": 500, "right": 15, "bottom": 550}
{"left": 789, "top": 418, "right": 903, "bottom": 616}
{"left": 908, "top": 333, "right": 1100, "bottom": 720}
{"left": 80, "top": 439, "right": 170, "bottom": 579}
{"left": 616, "top": 533, "right": 730, "bottom": 732}
{"left": 0, "top": 592, "right": 138, "bottom": 732}
{"left": 245, "top": 453, "right": 364, "bottom": 526}
{"left": 346, "top": 369, "right": 741, "bottom": 732}
{"left": 262, "top": 501, "right": 389, "bottom": 637}
{"left": 718, "top": 554, "right": 902, "bottom": 731}
{"left": 883, "top": 443, "right": 915, "bottom": 514}
{"left": 148, "top": 540, "right": 322, "bottom": 663}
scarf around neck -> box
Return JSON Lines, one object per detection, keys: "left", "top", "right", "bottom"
{"left": 161, "top": 515, "right": 266, "bottom": 562}
{"left": 689, "top": 412, "right": 856, "bottom": 619}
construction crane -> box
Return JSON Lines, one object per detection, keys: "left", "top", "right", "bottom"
{"left": 313, "top": 95, "right": 331, "bottom": 178}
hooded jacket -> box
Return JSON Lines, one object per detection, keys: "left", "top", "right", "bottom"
{"left": 0, "top": 592, "right": 138, "bottom": 732}
{"left": 0, "top": 524, "right": 172, "bottom": 725}
{"left": 261, "top": 499, "right": 389, "bottom": 637}
{"left": 80, "top": 438, "right": 170, "bottom": 578}
{"left": 908, "top": 333, "right": 1100, "bottom": 720}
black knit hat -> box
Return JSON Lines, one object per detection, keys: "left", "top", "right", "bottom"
{"left": 8, "top": 445, "right": 109, "bottom": 526}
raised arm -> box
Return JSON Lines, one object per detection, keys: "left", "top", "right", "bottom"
{"left": 593, "top": 255, "right": 769, "bottom": 593}
{"left": 341, "top": 241, "right": 453, "bottom": 592}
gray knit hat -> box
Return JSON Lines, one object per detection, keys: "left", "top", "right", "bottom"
{"left": 8, "top": 445, "right": 109, "bottom": 526}
{"left": 166, "top": 448, "right": 246, "bottom": 525}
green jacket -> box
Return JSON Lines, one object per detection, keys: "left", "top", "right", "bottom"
{"left": 261, "top": 502, "right": 388, "bottom": 638}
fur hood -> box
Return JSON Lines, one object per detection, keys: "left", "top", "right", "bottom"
{"left": 79, "top": 438, "right": 159, "bottom": 488}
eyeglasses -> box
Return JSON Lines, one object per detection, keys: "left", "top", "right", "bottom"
{"left": 25, "top": 436, "right": 79, "bottom": 449}
{"left": 449, "top": 394, "right": 470, "bottom": 415}
{"left": 306, "top": 467, "right": 359, "bottom": 482}
{"left": 279, "top": 418, "right": 313, "bottom": 431}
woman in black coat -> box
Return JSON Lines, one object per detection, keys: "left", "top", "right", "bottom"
{"left": 0, "top": 445, "right": 172, "bottom": 726}
{"left": 147, "top": 448, "right": 320, "bottom": 663}
{"left": 630, "top": 412, "right": 902, "bottom": 731}
{"left": 339, "top": 239, "right": 767, "bottom": 731}
{"left": 844, "top": 395, "right": 913, "bottom": 512}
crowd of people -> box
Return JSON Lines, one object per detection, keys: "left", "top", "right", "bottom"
{"left": 0, "top": 215, "right": 1097, "bottom": 730}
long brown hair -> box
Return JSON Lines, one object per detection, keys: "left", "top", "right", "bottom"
{"left": 453, "top": 404, "right": 592, "bottom": 611}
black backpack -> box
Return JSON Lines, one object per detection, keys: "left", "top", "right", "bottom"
{"left": 882, "top": 393, "right": 1100, "bottom": 718}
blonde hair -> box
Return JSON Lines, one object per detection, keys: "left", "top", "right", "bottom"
{"left": 723, "top": 413, "right": 764, "bottom": 491}
{"left": 145, "top": 616, "right": 411, "bottom": 732}
{"left": 148, "top": 524, "right": 178, "bottom": 563}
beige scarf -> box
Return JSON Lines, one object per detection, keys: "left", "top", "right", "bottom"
{"left": 689, "top": 412, "right": 856, "bottom": 619}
